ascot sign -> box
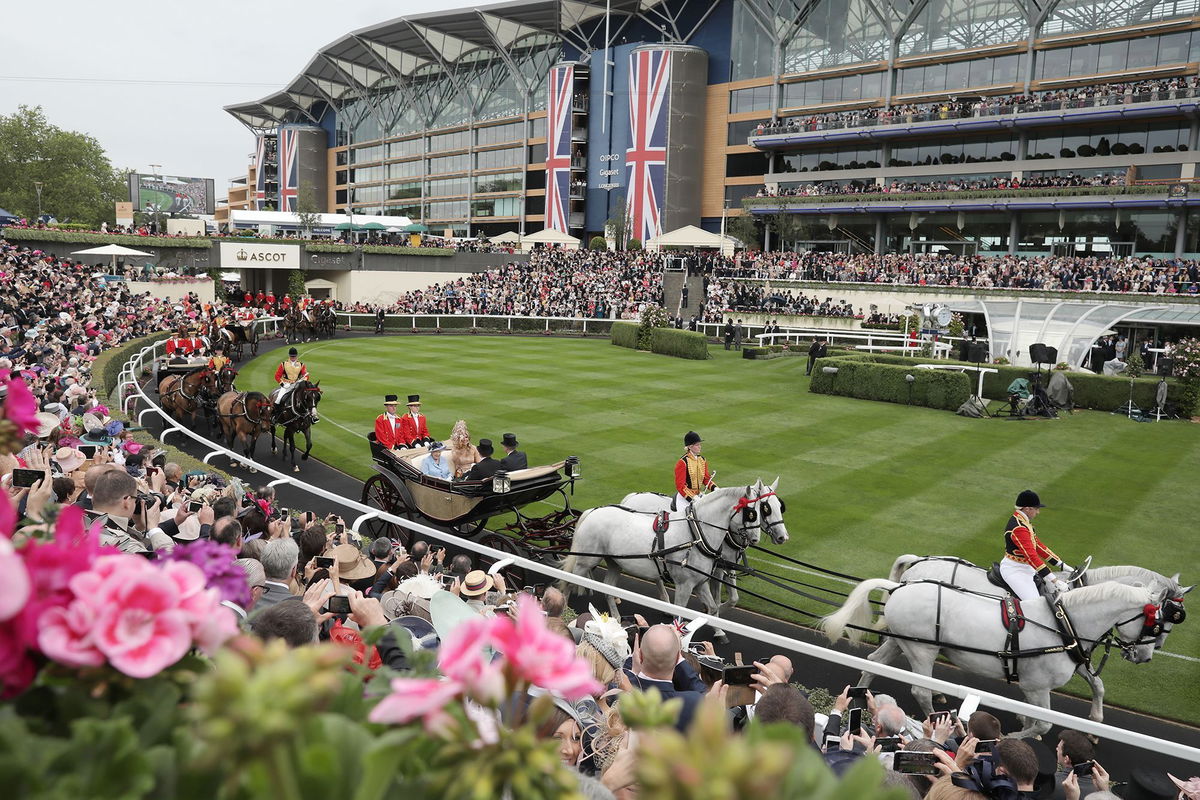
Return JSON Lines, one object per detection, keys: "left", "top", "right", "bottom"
{"left": 218, "top": 242, "right": 301, "bottom": 269}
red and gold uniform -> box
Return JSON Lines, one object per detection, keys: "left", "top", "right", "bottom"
{"left": 674, "top": 452, "right": 712, "bottom": 501}
{"left": 375, "top": 412, "right": 403, "bottom": 449}
{"left": 399, "top": 410, "right": 430, "bottom": 446}
{"left": 274, "top": 359, "right": 308, "bottom": 385}
{"left": 165, "top": 335, "right": 205, "bottom": 357}
{"left": 208, "top": 353, "right": 231, "bottom": 371}
{"left": 1003, "top": 510, "right": 1063, "bottom": 578}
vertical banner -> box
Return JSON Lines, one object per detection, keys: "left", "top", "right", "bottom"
{"left": 279, "top": 127, "right": 299, "bottom": 212}
{"left": 254, "top": 135, "right": 268, "bottom": 210}
{"left": 545, "top": 63, "right": 574, "bottom": 232}
{"left": 625, "top": 49, "right": 671, "bottom": 244}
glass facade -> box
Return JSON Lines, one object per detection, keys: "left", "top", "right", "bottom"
{"left": 896, "top": 54, "right": 1023, "bottom": 96}
{"left": 730, "top": 85, "right": 775, "bottom": 114}
{"left": 426, "top": 176, "right": 470, "bottom": 198}
{"left": 729, "top": 119, "right": 769, "bottom": 146}
{"left": 428, "top": 129, "right": 470, "bottom": 152}
{"left": 1041, "top": 0, "right": 1198, "bottom": 36}
{"left": 390, "top": 160, "right": 423, "bottom": 179}
{"left": 426, "top": 200, "right": 469, "bottom": 220}
{"left": 777, "top": 145, "right": 883, "bottom": 173}
{"left": 471, "top": 197, "right": 522, "bottom": 217}
{"left": 784, "top": 0, "right": 890, "bottom": 74}
{"left": 427, "top": 153, "right": 469, "bottom": 175}
{"left": 1026, "top": 122, "right": 1189, "bottom": 159}
{"left": 475, "top": 147, "right": 524, "bottom": 170}
{"left": 889, "top": 135, "right": 1017, "bottom": 167}
{"left": 476, "top": 121, "right": 524, "bottom": 146}
{"left": 528, "top": 116, "right": 547, "bottom": 139}
{"left": 782, "top": 72, "right": 885, "bottom": 108}
{"left": 1035, "top": 31, "right": 1196, "bottom": 79}
{"left": 474, "top": 171, "right": 522, "bottom": 193}
{"left": 898, "top": 0, "right": 1026, "bottom": 56}
{"left": 390, "top": 138, "right": 423, "bottom": 158}
{"left": 351, "top": 144, "right": 386, "bottom": 164}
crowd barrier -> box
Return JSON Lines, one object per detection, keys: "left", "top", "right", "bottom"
{"left": 112, "top": 339, "right": 1200, "bottom": 763}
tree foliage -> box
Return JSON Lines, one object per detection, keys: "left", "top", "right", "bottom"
{"left": 0, "top": 105, "right": 126, "bottom": 226}
{"left": 606, "top": 192, "right": 632, "bottom": 250}
{"left": 727, "top": 205, "right": 761, "bottom": 250}
{"left": 295, "top": 185, "right": 321, "bottom": 238}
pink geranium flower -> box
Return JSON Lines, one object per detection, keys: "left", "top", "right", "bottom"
{"left": 369, "top": 677, "right": 463, "bottom": 734}
{"left": 0, "top": 495, "right": 30, "bottom": 622}
{"left": 39, "top": 601, "right": 105, "bottom": 668}
{"left": 0, "top": 625, "right": 36, "bottom": 699}
{"left": 437, "top": 615, "right": 506, "bottom": 705}
{"left": 1, "top": 372, "right": 40, "bottom": 436}
{"left": 490, "top": 594, "right": 602, "bottom": 701}
{"left": 86, "top": 561, "right": 194, "bottom": 678}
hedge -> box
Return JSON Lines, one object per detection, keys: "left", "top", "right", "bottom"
{"left": 822, "top": 352, "right": 1173, "bottom": 411}
{"left": 2, "top": 227, "right": 208, "bottom": 248}
{"left": 649, "top": 328, "right": 709, "bottom": 360}
{"left": 91, "top": 332, "right": 172, "bottom": 397}
{"left": 809, "top": 356, "right": 972, "bottom": 411}
{"left": 611, "top": 322, "right": 639, "bottom": 349}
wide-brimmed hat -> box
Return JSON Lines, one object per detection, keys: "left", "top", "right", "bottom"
{"left": 1015, "top": 489, "right": 1046, "bottom": 509}
{"left": 501, "top": 433, "right": 518, "bottom": 448}
{"left": 33, "top": 411, "right": 62, "bottom": 438}
{"left": 397, "top": 572, "right": 442, "bottom": 601}
{"left": 582, "top": 608, "right": 632, "bottom": 669}
{"left": 460, "top": 569, "right": 494, "bottom": 597}
{"left": 406, "top": 394, "right": 420, "bottom": 406}
{"left": 330, "top": 543, "right": 377, "bottom": 580}
{"left": 52, "top": 446, "right": 86, "bottom": 474}
{"left": 1119, "top": 768, "right": 1180, "bottom": 800}
{"left": 429, "top": 440, "right": 446, "bottom": 452}
{"left": 390, "top": 616, "right": 439, "bottom": 650}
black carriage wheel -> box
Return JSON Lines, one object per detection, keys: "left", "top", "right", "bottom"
{"left": 361, "top": 474, "right": 412, "bottom": 546}
{"left": 453, "top": 517, "right": 488, "bottom": 538}
{"left": 478, "top": 533, "right": 528, "bottom": 590}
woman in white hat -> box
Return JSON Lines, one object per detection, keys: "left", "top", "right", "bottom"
{"left": 51, "top": 446, "right": 86, "bottom": 476}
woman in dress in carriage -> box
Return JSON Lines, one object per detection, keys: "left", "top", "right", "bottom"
{"left": 447, "top": 419, "right": 481, "bottom": 478}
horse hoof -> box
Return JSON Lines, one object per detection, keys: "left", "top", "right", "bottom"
{"left": 301, "top": 453, "right": 309, "bottom": 460}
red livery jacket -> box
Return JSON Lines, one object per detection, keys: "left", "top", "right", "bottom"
{"left": 374, "top": 413, "right": 403, "bottom": 449}
{"left": 674, "top": 453, "right": 712, "bottom": 499}
{"left": 1004, "top": 510, "right": 1062, "bottom": 576}
{"left": 398, "top": 412, "right": 429, "bottom": 446}
{"left": 165, "top": 337, "right": 204, "bottom": 356}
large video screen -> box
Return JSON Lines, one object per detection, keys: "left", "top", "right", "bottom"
{"left": 129, "top": 173, "right": 216, "bottom": 216}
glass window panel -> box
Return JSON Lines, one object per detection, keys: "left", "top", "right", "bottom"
{"left": 731, "top": 1, "right": 774, "bottom": 80}
{"left": 1097, "top": 39, "right": 1128, "bottom": 73}
{"left": 528, "top": 117, "right": 547, "bottom": 139}
{"left": 1157, "top": 31, "right": 1190, "bottom": 65}
{"left": 1069, "top": 44, "right": 1098, "bottom": 76}
{"left": 860, "top": 71, "right": 883, "bottom": 99}
{"left": 783, "top": 0, "right": 889, "bottom": 73}
{"left": 899, "top": 67, "right": 922, "bottom": 95}
{"left": 1127, "top": 37, "right": 1158, "bottom": 71}
{"left": 923, "top": 62, "right": 947, "bottom": 93}
{"left": 899, "top": 0, "right": 1026, "bottom": 56}
{"left": 475, "top": 172, "right": 523, "bottom": 193}
{"left": 968, "top": 57, "right": 993, "bottom": 87}
{"left": 391, "top": 139, "right": 423, "bottom": 158}
{"left": 427, "top": 153, "right": 469, "bottom": 174}
{"left": 1038, "top": 47, "right": 1070, "bottom": 80}
{"left": 821, "top": 77, "right": 842, "bottom": 102}
{"left": 841, "top": 75, "right": 861, "bottom": 101}
{"left": 1042, "top": 0, "right": 1195, "bottom": 35}
{"left": 946, "top": 60, "right": 971, "bottom": 91}
{"left": 528, "top": 143, "right": 546, "bottom": 162}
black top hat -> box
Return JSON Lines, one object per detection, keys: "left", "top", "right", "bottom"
{"left": 213, "top": 343, "right": 223, "bottom": 351}
{"left": 1015, "top": 489, "right": 1046, "bottom": 508}
{"left": 684, "top": 431, "right": 702, "bottom": 446}
{"left": 384, "top": 394, "right": 398, "bottom": 404}
{"left": 477, "top": 438, "right": 494, "bottom": 456}
{"left": 406, "top": 394, "right": 420, "bottom": 405}
{"left": 1119, "top": 768, "right": 1179, "bottom": 800}
{"left": 288, "top": 347, "right": 298, "bottom": 356}
{"left": 502, "top": 433, "right": 518, "bottom": 447}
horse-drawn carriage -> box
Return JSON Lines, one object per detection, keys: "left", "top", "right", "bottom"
{"left": 214, "top": 322, "right": 260, "bottom": 360}
{"left": 360, "top": 434, "right": 582, "bottom": 560}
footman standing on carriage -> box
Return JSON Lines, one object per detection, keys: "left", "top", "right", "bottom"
{"left": 271, "top": 347, "right": 309, "bottom": 404}
{"left": 399, "top": 395, "right": 432, "bottom": 447}
{"left": 674, "top": 431, "right": 715, "bottom": 509}
{"left": 1000, "top": 489, "right": 1072, "bottom": 601}
{"left": 374, "top": 395, "right": 403, "bottom": 451}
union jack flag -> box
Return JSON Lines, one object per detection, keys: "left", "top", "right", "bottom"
{"left": 279, "top": 128, "right": 299, "bottom": 212}
{"left": 254, "top": 135, "right": 268, "bottom": 210}
{"left": 625, "top": 50, "right": 671, "bottom": 244}
{"left": 544, "top": 64, "right": 574, "bottom": 232}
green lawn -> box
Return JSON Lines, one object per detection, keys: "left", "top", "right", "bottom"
{"left": 240, "top": 335, "right": 1200, "bottom": 725}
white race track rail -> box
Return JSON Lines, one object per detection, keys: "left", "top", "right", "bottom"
{"left": 116, "top": 331, "right": 1200, "bottom": 763}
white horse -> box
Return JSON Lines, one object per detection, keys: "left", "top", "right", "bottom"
{"left": 886, "top": 555, "right": 1192, "bottom": 650}
{"left": 822, "top": 579, "right": 1171, "bottom": 738}
{"left": 563, "top": 480, "right": 789, "bottom": 639}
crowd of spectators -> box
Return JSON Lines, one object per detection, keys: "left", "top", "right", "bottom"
{"left": 704, "top": 278, "right": 859, "bottom": 322}
{"left": 753, "top": 77, "right": 1200, "bottom": 136}
{"left": 759, "top": 173, "right": 1128, "bottom": 199}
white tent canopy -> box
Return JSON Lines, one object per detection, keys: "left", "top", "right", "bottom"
{"left": 520, "top": 227, "right": 580, "bottom": 251}
{"left": 490, "top": 231, "right": 523, "bottom": 244}
{"left": 227, "top": 210, "right": 413, "bottom": 230}
{"left": 71, "top": 244, "right": 155, "bottom": 271}
{"left": 645, "top": 225, "right": 738, "bottom": 256}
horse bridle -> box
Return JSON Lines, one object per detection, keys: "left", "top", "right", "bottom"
{"left": 277, "top": 384, "right": 321, "bottom": 426}
{"left": 731, "top": 489, "right": 787, "bottom": 543}
{"left": 170, "top": 367, "right": 210, "bottom": 404}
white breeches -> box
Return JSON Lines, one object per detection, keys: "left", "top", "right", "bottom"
{"left": 999, "top": 558, "right": 1040, "bottom": 601}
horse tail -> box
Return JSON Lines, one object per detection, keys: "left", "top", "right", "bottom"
{"left": 888, "top": 554, "right": 926, "bottom": 582}
{"left": 820, "top": 578, "right": 898, "bottom": 643}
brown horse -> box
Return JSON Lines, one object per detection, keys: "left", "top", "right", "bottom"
{"left": 283, "top": 307, "right": 311, "bottom": 344}
{"left": 159, "top": 367, "right": 220, "bottom": 428}
{"left": 216, "top": 390, "right": 274, "bottom": 470}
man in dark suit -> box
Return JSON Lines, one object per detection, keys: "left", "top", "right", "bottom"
{"left": 499, "top": 433, "right": 527, "bottom": 470}
{"left": 723, "top": 319, "right": 734, "bottom": 350}
{"left": 806, "top": 337, "right": 827, "bottom": 376}
{"left": 463, "top": 438, "right": 501, "bottom": 481}
{"left": 623, "top": 625, "right": 704, "bottom": 731}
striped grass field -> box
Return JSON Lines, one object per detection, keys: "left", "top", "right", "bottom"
{"left": 240, "top": 335, "right": 1200, "bottom": 725}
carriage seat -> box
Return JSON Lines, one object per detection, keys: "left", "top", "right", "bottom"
{"left": 987, "top": 562, "right": 1018, "bottom": 597}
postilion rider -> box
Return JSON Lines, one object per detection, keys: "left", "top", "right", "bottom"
{"left": 207, "top": 344, "right": 231, "bottom": 373}
{"left": 674, "top": 431, "right": 715, "bottom": 510}
{"left": 999, "top": 489, "right": 1072, "bottom": 602}
{"left": 272, "top": 347, "right": 310, "bottom": 403}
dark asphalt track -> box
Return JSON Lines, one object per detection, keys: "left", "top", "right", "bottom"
{"left": 137, "top": 331, "right": 1200, "bottom": 778}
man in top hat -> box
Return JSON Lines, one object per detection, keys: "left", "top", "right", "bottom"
{"left": 398, "top": 395, "right": 431, "bottom": 448}
{"left": 271, "top": 347, "right": 309, "bottom": 403}
{"left": 207, "top": 343, "right": 231, "bottom": 373}
{"left": 674, "top": 431, "right": 714, "bottom": 510}
{"left": 499, "top": 433, "right": 527, "bottom": 470}
{"left": 374, "top": 395, "right": 403, "bottom": 451}
{"left": 1000, "top": 489, "right": 1071, "bottom": 602}
{"left": 463, "top": 439, "right": 501, "bottom": 481}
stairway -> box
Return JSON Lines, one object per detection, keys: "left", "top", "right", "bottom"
{"left": 662, "top": 271, "right": 705, "bottom": 316}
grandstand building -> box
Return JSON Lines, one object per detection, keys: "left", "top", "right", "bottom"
{"left": 227, "top": 0, "right": 1200, "bottom": 256}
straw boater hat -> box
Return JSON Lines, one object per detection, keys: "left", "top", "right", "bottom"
{"left": 52, "top": 446, "right": 86, "bottom": 474}
{"left": 330, "top": 543, "right": 377, "bottom": 581}
{"left": 33, "top": 411, "right": 62, "bottom": 439}
{"left": 460, "top": 569, "right": 494, "bottom": 597}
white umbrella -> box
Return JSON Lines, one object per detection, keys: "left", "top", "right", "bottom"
{"left": 71, "top": 244, "right": 155, "bottom": 272}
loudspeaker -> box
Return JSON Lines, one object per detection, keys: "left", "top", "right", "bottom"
{"left": 958, "top": 340, "right": 971, "bottom": 361}
{"left": 1029, "top": 343, "right": 1057, "bottom": 364}
{"left": 968, "top": 342, "right": 988, "bottom": 364}
{"left": 1159, "top": 356, "right": 1175, "bottom": 376}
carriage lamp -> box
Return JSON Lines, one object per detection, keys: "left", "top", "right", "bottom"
{"left": 565, "top": 455, "right": 581, "bottom": 478}
{"left": 492, "top": 470, "right": 511, "bottom": 494}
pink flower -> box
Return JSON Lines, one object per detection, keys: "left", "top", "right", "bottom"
{"left": 369, "top": 677, "right": 463, "bottom": 734}
{"left": 0, "top": 509, "right": 30, "bottom": 622}
{"left": 1, "top": 373, "right": 40, "bottom": 436}
{"left": 490, "top": 595, "right": 602, "bottom": 700}
{"left": 0, "top": 625, "right": 36, "bottom": 699}
{"left": 437, "top": 616, "right": 506, "bottom": 705}
{"left": 89, "top": 564, "right": 194, "bottom": 678}
{"left": 38, "top": 601, "right": 104, "bottom": 668}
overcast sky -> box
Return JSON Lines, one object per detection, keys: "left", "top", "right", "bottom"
{"left": 0, "top": 0, "right": 475, "bottom": 195}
